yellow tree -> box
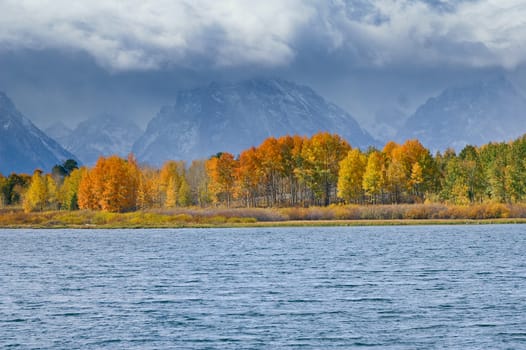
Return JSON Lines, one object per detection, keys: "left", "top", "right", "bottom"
{"left": 124, "top": 154, "right": 140, "bottom": 209}
{"left": 400, "top": 139, "right": 436, "bottom": 198}
{"left": 59, "top": 167, "right": 84, "bottom": 210}
{"left": 290, "top": 135, "right": 306, "bottom": 205}
{"left": 384, "top": 144, "right": 407, "bottom": 203}
{"left": 337, "top": 148, "right": 367, "bottom": 204}
{"left": 409, "top": 162, "right": 424, "bottom": 200}
{"left": 300, "top": 132, "right": 351, "bottom": 206}
{"left": 159, "top": 160, "right": 185, "bottom": 208}
{"left": 23, "top": 170, "right": 47, "bottom": 212}
{"left": 177, "top": 176, "right": 192, "bottom": 207}
{"left": 165, "top": 178, "right": 178, "bottom": 208}
{"left": 362, "top": 151, "right": 385, "bottom": 204}
{"left": 136, "top": 166, "right": 160, "bottom": 210}
{"left": 45, "top": 174, "right": 59, "bottom": 210}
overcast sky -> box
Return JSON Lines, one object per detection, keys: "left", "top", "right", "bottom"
{"left": 1, "top": 0, "right": 525, "bottom": 134}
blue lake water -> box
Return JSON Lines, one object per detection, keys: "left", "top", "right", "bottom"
{"left": 1, "top": 225, "right": 526, "bottom": 349}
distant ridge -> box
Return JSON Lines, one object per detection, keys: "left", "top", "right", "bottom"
{"left": 0, "top": 91, "right": 78, "bottom": 174}
{"left": 48, "top": 114, "right": 143, "bottom": 166}
{"left": 133, "top": 78, "right": 377, "bottom": 165}
{"left": 397, "top": 77, "right": 526, "bottom": 151}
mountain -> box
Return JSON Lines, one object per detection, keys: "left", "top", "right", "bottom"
{"left": 133, "top": 78, "right": 376, "bottom": 165}
{"left": 396, "top": 77, "right": 526, "bottom": 152}
{"left": 0, "top": 91, "right": 78, "bottom": 174}
{"left": 52, "top": 114, "right": 143, "bottom": 166}
{"left": 44, "top": 121, "right": 73, "bottom": 142}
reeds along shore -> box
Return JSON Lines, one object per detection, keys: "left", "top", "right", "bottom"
{"left": 1, "top": 203, "right": 526, "bottom": 228}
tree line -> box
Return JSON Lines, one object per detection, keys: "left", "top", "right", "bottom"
{"left": 3, "top": 132, "right": 526, "bottom": 212}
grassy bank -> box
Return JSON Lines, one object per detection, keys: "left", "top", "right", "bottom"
{"left": 2, "top": 203, "right": 526, "bottom": 228}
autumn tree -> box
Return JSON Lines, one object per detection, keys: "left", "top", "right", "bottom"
{"left": 77, "top": 167, "right": 98, "bottom": 210}
{"left": 457, "top": 145, "right": 486, "bottom": 203}
{"left": 0, "top": 173, "right": 6, "bottom": 207}
{"left": 177, "top": 176, "right": 192, "bottom": 207}
{"left": 441, "top": 157, "right": 470, "bottom": 205}
{"left": 400, "top": 139, "right": 438, "bottom": 200}
{"left": 337, "top": 148, "right": 367, "bottom": 203}
{"left": 278, "top": 135, "right": 304, "bottom": 206}
{"left": 159, "top": 160, "right": 186, "bottom": 208}
{"left": 78, "top": 155, "right": 139, "bottom": 212}
{"left": 236, "top": 147, "right": 262, "bottom": 207}
{"left": 136, "top": 166, "right": 160, "bottom": 210}
{"left": 46, "top": 174, "right": 59, "bottom": 210}
{"left": 508, "top": 136, "right": 526, "bottom": 202}
{"left": 482, "top": 143, "right": 513, "bottom": 203}
{"left": 362, "top": 151, "right": 385, "bottom": 204}
{"left": 298, "top": 132, "right": 351, "bottom": 206}
{"left": 99, "top": 155, "right": 138, "bottom": 212}
{"left": 383, "top": 143, "right": 407, "bottom": 203}
{"left": 59, "top": 167, "right": 84, "bottom": 210}
{"left": 187, "top": 160, "right": 211, "bottom": 207}
{"left": 409, "top": 162, "right": 424, "bottom": 200}
{"left": 1, "top": 173, "right": 31, "bottom": 206}
{"left": 257, "top": 137, "right": 283, "bottom": 206}
{"left": 206, "top": 152, "right": 238, "bottom": 207}
{"left": 23, "top": 170, "right": 48, "bottom": 212}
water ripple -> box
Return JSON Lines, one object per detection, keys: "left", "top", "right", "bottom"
{"left": 1, "top": 225, "right": 525, "bottom": 349}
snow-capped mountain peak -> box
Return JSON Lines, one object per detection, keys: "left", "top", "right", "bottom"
{"left": 133, "top": 78, "right": 377, "bottom": 165}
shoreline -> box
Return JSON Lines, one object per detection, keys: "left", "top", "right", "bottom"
{"left": 2, "top": 218, "right": 526, "bottom": 229}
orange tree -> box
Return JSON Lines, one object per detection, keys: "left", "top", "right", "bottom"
{"left": 206, "top": 152, "right": 238, "bottom": 207}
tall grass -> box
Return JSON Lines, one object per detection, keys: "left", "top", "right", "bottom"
{"left": 1, "top": 203, "right": 526, "bottom": 228}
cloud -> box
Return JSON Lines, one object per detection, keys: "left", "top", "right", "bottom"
{"left": 0, "top": 0, "right": 525, "bottom": 71}
{"left": 0, "top": 0, "right": 312, "bottom": 70}
{"left": 306, "top": 0, "right": 526, "bottom": 70}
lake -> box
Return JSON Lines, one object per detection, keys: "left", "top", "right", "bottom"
{"left": 1, "top": 225, "right": 525, "bottom": 349}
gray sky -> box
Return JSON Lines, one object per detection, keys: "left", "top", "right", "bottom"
{"left": 0, "top": 0, "right": 525, "bottom": 134}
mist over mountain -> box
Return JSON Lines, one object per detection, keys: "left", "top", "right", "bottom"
{"left": 396, "top": 77, "right": 526, "bottom": 152}
{"left": 48, "top": 114, "right": 143, "bottom": 166}
{"left": 44, "top": 121, "right": 72, "bottom": 142}
{"left": 133, "top": 78, "right": 377, "bottom": 165}
{"left": 0, "top": 92, "right": 77, "bottom": 174}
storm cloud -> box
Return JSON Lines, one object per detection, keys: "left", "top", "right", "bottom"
{"left": 0, "top": 0, "right": 525, "bottom": 135}
{"left": 1, "top": 0, "right": 525, "bottom": 72}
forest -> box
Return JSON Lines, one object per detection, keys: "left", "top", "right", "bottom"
{"left": 2, "top": 132, "right": 526, "bottom": 216}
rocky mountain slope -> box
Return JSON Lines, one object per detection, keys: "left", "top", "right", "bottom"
{"left": 47, "top": 114, "right": 143, "bottom": 165}
{"left": 396, "top": 77, "right": 526, "bottom": 151}
{"left": 133, "top": 78, "right": 377, "bottom": 165}
{"left": 0, "top": 92, "right": 77, "bottom": 174}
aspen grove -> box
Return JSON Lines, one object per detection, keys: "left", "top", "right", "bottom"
{"left": 5, "top": 132, "right": 526, "bottom": 213}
